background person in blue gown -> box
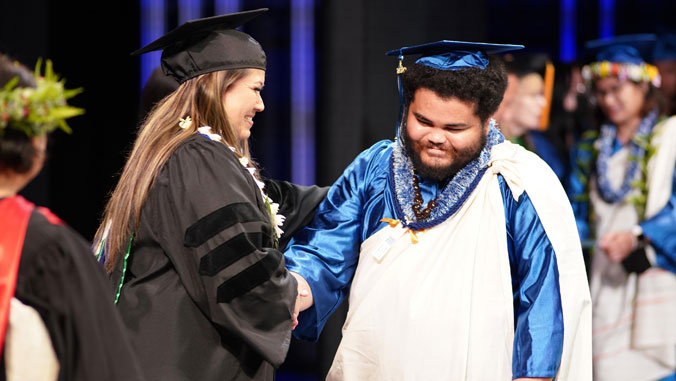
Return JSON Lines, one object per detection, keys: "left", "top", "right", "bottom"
{"left": 569, "top": 34, "right": 676, "bottom": 381}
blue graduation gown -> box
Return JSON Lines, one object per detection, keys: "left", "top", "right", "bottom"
{"left": 285, "top": 140, "right": 564, "bottom": 378}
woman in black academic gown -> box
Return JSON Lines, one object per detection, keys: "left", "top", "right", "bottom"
{"left": 92, "top": 8, "right": 323, "bottom": 381}
{"left": 0, "top": 55, "right": 145, "bottom": 380}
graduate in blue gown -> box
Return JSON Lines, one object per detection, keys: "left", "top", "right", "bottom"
{"left": 569, "top": 34, "right": 676, "bottom": 381}
{"left": 286, "top": 41, "right": 592, "bottom": 380}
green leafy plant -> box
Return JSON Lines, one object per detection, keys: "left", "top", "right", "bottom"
{"left": 627, "top": 119, "right": 663, "bottom": 221}
{"left": 0, "top": 59, "right": 84, "bottom": 136}
{"left": 572, "top": 130, "right": 599, "bottom": 203}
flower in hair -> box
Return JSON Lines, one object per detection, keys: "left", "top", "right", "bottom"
{"left": 179, "top": 115, "right": 192, "bottom": 129}
{"left": 582, "top": 61, "right": 661, "bottom": 87}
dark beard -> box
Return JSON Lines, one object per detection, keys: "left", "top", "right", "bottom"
{"left": 403, "top": 123, "right": 487, "bottom": 182}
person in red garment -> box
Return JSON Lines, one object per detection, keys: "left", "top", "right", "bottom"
{"left": 0, "top": 54, "right": 144, "bottom": 380}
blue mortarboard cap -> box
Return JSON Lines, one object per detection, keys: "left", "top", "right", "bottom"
{"left": 585, "top": 34, "right": 656, "bottom": 65}
{"left": 654, "top": 33, "right": 676, "bottom": 61}
{"left": 385, "top": 40, "right": 523, "bottom": 141}
{"left": 385, "top": 40, "right": 523, "bottom": 71}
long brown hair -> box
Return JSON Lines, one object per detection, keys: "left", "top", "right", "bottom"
{"left": 94, "top": 68, "right": 250, "bottom": 273}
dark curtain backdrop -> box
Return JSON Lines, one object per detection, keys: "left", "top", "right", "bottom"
{"left": 0, "top": 0, "right": 51, "bottom": 208}
{"left": 1, "top": 1, "right": 140, "bottom": 240}
{"left": 316, "top": 0, "right": 488, "bottom": 186}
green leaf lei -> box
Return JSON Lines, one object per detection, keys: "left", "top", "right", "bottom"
{"left": 0, "top": 59, "right": 84, "bottom": 137}
{"left": 572, "top": 129, "right": 600, "bottom": 204}
{"left": 626, "top": 116, "right": 664, "bottom": 221}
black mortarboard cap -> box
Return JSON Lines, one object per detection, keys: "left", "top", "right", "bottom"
{"left": 131, "top": 8, "right": 268, "bottom": 84}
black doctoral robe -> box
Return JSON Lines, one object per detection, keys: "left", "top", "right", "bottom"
{"left": 1, "top": 205, "right": 145, "bottom": 381}
{"left": 111, "top": 135, "right": 326, "bottom": 380}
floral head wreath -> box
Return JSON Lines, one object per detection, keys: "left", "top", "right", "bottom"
{"left": 0, "top": 59, "right": 84, "bottom": 137}
{"left": 581, "top": 60, "right": 661, "bottom": 88}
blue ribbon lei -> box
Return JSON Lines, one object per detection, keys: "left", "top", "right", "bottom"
{"left": 595, "top": 108, "right": 658, "bottom": 204}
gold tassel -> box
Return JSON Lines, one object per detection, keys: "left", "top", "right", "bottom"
{"left": 379, "top": 218, "right": 423, "bottom": 243}
{"left": 408, "top": 229, "right": 419, "bottom": 244}
{"left": 396, "top": 58, "right": 407, "bottom": 75}
{"left": 380, "top": 218, "right": 400, "bottom": 227}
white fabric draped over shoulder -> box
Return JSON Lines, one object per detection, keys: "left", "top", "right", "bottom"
{"left": 327, "top": 141, "right": 591, "bottom": 380}
{"left": 490, "top": 141, "right": 593, "bottom": 380}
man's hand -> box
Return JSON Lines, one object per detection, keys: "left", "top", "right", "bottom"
{"left": 290, "top": 272, "right": 314, "bottom": 330}
{"left": 599, "top": 231, "right": 635, "bottom": 263}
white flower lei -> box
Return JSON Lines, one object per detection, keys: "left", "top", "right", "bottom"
{"left": 227, "top": 146, "right": 286, "bottom": 239}
{"left": 192, "top": 125, "right": 286, "bottom": 242}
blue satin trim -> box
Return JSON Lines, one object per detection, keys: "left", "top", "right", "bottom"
{"left": 416, "top": 51, "right": 489, "bottom": 71}
{"left": 284, "top": 142, "right": 564, "bottom": 376}
{"left": 641, "top": 167, "right": 676, "bottom": 275}
{"left": 500, "top": 175, "right": 564, "bottom": 378}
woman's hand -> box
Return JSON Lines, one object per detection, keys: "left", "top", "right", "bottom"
{"left": 599, "top": 231, "right": 635, "bottom": 263}
{"left": 290, "top": 272, "right": 314, "bottom": 330}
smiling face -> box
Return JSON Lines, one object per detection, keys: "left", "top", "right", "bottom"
{"left": 404, "top": 88, "right": 488, "bottom": 181}
{"left": 222, "top": 69, "right": 265, "bottom": 141}
{"left": 593, "top": 76, "right": 646, "bottom": 127}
